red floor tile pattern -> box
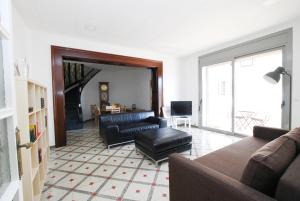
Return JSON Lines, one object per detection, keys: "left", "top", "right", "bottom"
{"left": 42, "top": 127, "right": 240, "bottom": 201}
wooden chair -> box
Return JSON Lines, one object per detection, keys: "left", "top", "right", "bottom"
{"left": 90, "top": 105, "right": 101, "bottom": 126}
{"left": 111, "top": 107, "right": 121, "bottom": 114}
{"left": 94, "top": 106, "right": 101, "bottom": 126}
{"left": 90, "top": 105, "right": 97, "bottom": 120}
{"left": 120, "top": 105, "right": 127, "bottom": 112}
{"left": 112, "top": 103, "right": 121, "bottom": 108}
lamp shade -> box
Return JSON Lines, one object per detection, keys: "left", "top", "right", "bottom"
{"left": 264, "top": 71, "right": 281, "bottom": 84}
{"left": 264, "top": 67, "right": 286, "bottom": 84}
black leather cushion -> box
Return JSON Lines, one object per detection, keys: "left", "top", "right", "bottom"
{"left": 135, "top": 128, "right": 192, "bottom": 153}
{"left": 100, "top": 111, "right": 155, "bottom": 125}
{"left": 119, "top": 122, "right": 159, "bottom": 134}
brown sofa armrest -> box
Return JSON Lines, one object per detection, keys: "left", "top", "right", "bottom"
{"left": 253, "top": 126, "right": 289, "bottom": 141}
{"left": 169, "top": 154, "right": 276, "bottom": 201}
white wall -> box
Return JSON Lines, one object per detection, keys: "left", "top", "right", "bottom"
{"left": 12, "top": 6, "right": 32, "bottom": 72}
{"left": 178, "top": 16, "right": 300, "bottom": 128}
{"left": 12, "top": 5, "right": 180, "bottom": 146}
{"left": 81, "top": 69, "right": 152, "bottom": 121}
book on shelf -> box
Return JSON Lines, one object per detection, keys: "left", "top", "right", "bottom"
{"left": 41, "top": 98, "right": 45, "bottom": 109}
{"left": 28, "top": 107, "right": 34, "bottom": 113}
{"left": 29, "top": 124, "right": 37, "bottom": 142}
{"left": 38, "top": 148, "right": 42, "bottom": 163}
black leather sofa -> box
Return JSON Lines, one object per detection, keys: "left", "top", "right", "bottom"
{"left": 99, "top": 111, "right": 167, "bottom": 148}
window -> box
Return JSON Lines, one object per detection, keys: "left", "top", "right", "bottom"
{"left": 199, "top": 29, "right": 292, "bottom": 135}
{"left": 234, "top": 49, "right": 283, "bottom": 135}
{"left": 0, "top": 119, "right": 11, "bottom": 195}
{"left": 0, "top": 0, "right": 20, "bottom": 198}
{"left": 202, "top": 62, "right": 232, "bottom": 132}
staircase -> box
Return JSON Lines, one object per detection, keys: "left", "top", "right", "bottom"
{"left": 65, "top": 87, "right": 83, "bottom": 130}
{"left": 64, "top": 62, "right": 100, "bottom": 130}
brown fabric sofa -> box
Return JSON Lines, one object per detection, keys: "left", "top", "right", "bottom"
{"left": 169, "top": 126, "right": 300, "bottom": 201}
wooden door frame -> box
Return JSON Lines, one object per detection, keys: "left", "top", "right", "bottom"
{"left": 51, "top": 45, "right": 163, "bottom": 147}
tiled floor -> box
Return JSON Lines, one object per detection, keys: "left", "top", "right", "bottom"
{"left": 42, "top": 127, "right": 241, "bottom": 201}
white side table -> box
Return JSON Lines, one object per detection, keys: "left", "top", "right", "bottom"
{"left": 172, "top": 116, "right": 192, "bottom": 130}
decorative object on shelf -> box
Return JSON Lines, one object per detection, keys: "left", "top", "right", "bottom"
{"left": 28, "top": 107, "right": 34, "bottom": 113}
{"left": 99, "top": 82, "right": 109, "bottom": 108}
{"left": 41, "top": 98, "right": 45, "bottom": 108}
{"left": 17, "top": 57, "right": 30, "bottom": 78}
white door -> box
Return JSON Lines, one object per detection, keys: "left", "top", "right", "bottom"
{"left": 0, "top": 0, "right": 22, "bottom": 200}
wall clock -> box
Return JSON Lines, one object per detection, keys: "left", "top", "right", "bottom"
{"left": 99, "top": 82, "right": 109, "bottom": 108}
{"left": 101, "top": 84, "right": 108, "bottom": 91}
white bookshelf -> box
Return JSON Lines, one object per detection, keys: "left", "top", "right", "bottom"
{"left": 15, "top": 78, "right": 50, "bottom": 201}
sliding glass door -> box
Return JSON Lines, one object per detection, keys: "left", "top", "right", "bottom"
{"left": 202, "top": 62, "right": 232, "bottom": 132}
{"left": 234, "top": 49, "right": 282, "bottom": 135}
{"left": 201, "top": 48, "right": 283, "bottom": 135}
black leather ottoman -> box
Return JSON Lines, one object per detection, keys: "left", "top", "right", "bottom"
{"left": 135, "top": 127, "right": 192, "bottom": 166}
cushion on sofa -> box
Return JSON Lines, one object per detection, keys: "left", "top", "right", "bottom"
{"left": 119, "top": 122, "right": 159, "bottom": 134}
{"left": 240, "top": 136, "right": 297, "bottom": 196}
{"left": 100, "top": 111, "right": 155, "bottom": 125}
{"left": 275, "top": 155, "right": 300, "bottom": 201}
{"left": 195, "top": 137, "right": 269, "bottom": 180}
{"left": 282, "top": 127, "right": 300, "bottom": 152}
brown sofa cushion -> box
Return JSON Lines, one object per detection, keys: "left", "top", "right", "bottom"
{"left": 241, "top": 136, "right": 297, "bottom": 196}
{"left": 283, "top": 127, "right": 300, "bottom": 152}
{"left": 275, "top": 155, "right": 300, "bottom": 201}
{"left": 195, "top": 137, "right": 269, "bottom": 180}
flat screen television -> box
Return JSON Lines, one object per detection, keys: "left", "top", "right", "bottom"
{"left": 171, "top": 101, "right": 192, "bottom": 116}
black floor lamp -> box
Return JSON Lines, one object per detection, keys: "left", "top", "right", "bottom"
{"left": 264, "top": 67, "right": 292, "bottom": 129}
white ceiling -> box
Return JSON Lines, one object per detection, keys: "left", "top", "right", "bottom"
{"left": 13, "top": 0, "right": 300, "bottom": 56}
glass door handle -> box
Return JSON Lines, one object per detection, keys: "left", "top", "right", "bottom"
{"left": 16, "top": 127, "right": 32, "bottom": 149}
{"left": 17, "top": 143, "right": 32, "bottom": 149}
{"left": 15, "top": 127, "right": 32, "bottom": 179}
